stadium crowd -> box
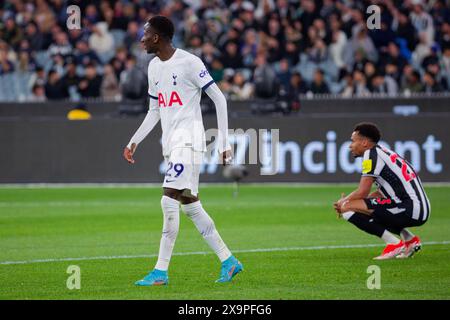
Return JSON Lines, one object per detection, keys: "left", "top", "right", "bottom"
{"left": 0, "top": 0, "right": 449, "bottom": 105}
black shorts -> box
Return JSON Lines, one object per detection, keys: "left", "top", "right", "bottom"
{"left": 364, "top": 198, "right": 427, "bottom": 233}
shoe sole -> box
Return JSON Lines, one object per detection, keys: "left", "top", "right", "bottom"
{"left": 373, "top": 247, "right": 404, "bottom": 260}
{"left": 135, "top": 280, "right": 168, "bottom": 286}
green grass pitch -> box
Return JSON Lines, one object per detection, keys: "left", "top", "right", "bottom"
{"left": 0, "top": 185, "right": 449, "bottom": 300}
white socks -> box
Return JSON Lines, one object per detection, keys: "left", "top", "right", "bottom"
{"left": 341, "top": 211, "right": 355, "bottom": 220}
{"left": 155, "top": 196, "right": 180, "bottom": 271}
{"left": 381, "top": 230, "right": 401, "bottom": 245}
{"left": 181, "top": 201, "right": 232, "bottom": 262}
{"left": 400, "top": 229, "right": 415, "bottom": 242}
{"left": 154, "top": 197, "right": 232, "bottom": 271}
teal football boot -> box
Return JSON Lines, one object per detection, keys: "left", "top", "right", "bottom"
{"left": 215, "top": 255, "right": 243, "bottom": 283}
{"left": 135, "top": 269, "right": 168, "bottom": 286}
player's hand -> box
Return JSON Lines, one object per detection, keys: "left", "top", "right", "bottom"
{"left": 123, "top": 143, "right": 137, "bottom": 164}
{"left": 334, "top": 193, "right": 346, "bottom": 217}
{"left": 220, "top": 149, "right": 233, "bottom": 166}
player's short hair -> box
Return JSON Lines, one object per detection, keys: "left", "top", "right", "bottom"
{"left": 354, "top": 122, "right": 381, "bottom": 143}
{"left": 146, "top": 15, "right": 174, "bottom": 41}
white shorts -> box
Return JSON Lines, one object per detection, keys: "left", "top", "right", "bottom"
{"left": 162, "top": 148, "right": 204, "bottom": 198}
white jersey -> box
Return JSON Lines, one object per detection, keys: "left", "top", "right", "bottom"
{"left": 147, "top": 49, "right": 214, "bottom": 156}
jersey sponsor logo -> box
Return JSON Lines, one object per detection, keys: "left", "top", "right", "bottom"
{"left": 158, "top": 91, "right": 183, "bottom": 107}
{"left": 376, "top": 198, "right": 392, "bottom": 205}
{"left": 199, "top": 69, "right": 209, "bottom": 78}
{"left": 362, "top": 159, "right": 372, "bottom": 174}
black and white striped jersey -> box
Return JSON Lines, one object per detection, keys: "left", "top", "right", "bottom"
{"left": 361, "top": 145, "right": 431, "bottom": 221}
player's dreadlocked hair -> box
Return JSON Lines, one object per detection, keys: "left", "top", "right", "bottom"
{"left": 146, "top": 15, "right": 175, "bottom": 41}
{"left": 354, "top": 122, "right": 381, "bottom": 143}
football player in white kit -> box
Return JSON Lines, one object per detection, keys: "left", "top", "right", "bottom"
{"left": 123, "top": 16, "right": 243, "bottom": 286}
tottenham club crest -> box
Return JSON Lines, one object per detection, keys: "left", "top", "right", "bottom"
{"left": 172, "top": 74, "right": 177, "bottom": 86}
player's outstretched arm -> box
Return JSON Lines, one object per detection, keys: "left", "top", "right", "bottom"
{"left": 123, "top": 107, "right": 160, "bottom": 164}
{"left": 204, "top": 83, "right": 232, "bottom": 165}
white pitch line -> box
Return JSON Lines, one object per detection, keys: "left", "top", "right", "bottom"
{"left": 1, "top": 241, "right": 449, "bottom": 266}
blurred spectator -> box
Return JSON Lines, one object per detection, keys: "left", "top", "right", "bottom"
{"left": 62, "top": 61, "right": 81, "bottom": 95}
{"left": 413, "top": 32, "right": 432, "bottom": 66}
{"left": 341, "top": 71, "right": 354, "bottom": 98}
{"left": 31, "top": 66, "right": 46, "bottom": 87}
{"left": 351, "top": 69, "right": 371, "bottom": 97}
{"left": 276, "top": 59, "right": 292, "bottom": 91}
{"left": 385, "top": 63, "right": 401, "bottom": 85}
{"left": 109, "top": 1, "right": 131, "bottom": 30}
{"left": 45, "top": 70, "right": 69, "bottom": 100}
{"left": 0, "top": 48, "right": 15, "bottom": 75}
{"left": 329, "top": 20, "right": 348, "bottom": 70}
{"left": 17, "top": 50, "right": 36, "bottom": 72}
{"left": 120, "top": 55, "right": 147, "bottom": 100}
{"left": 379, "top": 42, "right": 408, "bottom": 73}
{"left": 24, "top": 22, "right": 44, "bottom": 52}
{"left": 30, "top": 84, "right": 47, "bottom": 102}
{"left": 78, "top": 64, "right": 102, "bottom": 98}
{"left": 220, "top": 41, "right": 243, "bottom": 69}
{"left": 370, "top": 18, "right": 396, "bottom": 50}
{"left": 253, "top": 54, "right": 278, "bottom": 99}
{"left": 345, "top": 28, "right": 378, "bottom": 67}
{"left": 441, "top": 47, "right": 450, "bottom": 83}
{"left": 0, "top": 17, "right": 23, "bottom": 49}
{"left": 363, "top": 61, "right": 376, "bottom": 87}
{"left": 229, "top": 72, "right": 254, "bottom": 100}
{"left": 186, "top": 35, "right": 203, "bottom": 57}
{"left": 241, "top": 29, "right": 258, "bottom": 68}
{"left": 286, "top": 72, "right": 307, "bottom": 109}
{"left": 423, "top": 71, "right": 443, "bottom": 93}
{"left": 210, "top": 58, "right": 224, "bottom": 82}
{"left": 438, "top": 22, "right": 450, "bottom": 50}
{"left": 48, "top": 31, "right": 72, "bottom": 60}
{"left": 88, "top": 22, "right": 114, "bottom": 57}
{"left": 370, "top": 73, "right": 398, "bottom": 96}
{"left": 391, "top": 9, "right": 418, "bottom": 51}
{"left": 410, "top": 0, "right": 434, "bottom": 46}
{"left": 85, "top": 4, "right": 100, "bottom": 24}
{"left": 74, "top": 40, "right": 101, "bottom": 67}
{"left": 50, "top": 54, "right": 65, "bottom": 76}
{"left": 283, "top": 41, "right": 300, "bottom": 66}
{"left": 124, "top": 21, "right": 141, "bottom": 51}
{"left": 309, "top": 69, "right": 330, "bottom": 94}
{"left": 308, "top": 39, "right": 328, "bottom": 64}
{"left": 200, "top": 42, "right": 218, "bottom": 70}
{"left": 101, "top": 64, "right": 121, "bottom": 101}
{"left": 402, "top": 70, "right": 423, "bottom": 94}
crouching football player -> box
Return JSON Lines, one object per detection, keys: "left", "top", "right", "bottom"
{"left": 334, "top": 123, "right": 430, "bottom": 260}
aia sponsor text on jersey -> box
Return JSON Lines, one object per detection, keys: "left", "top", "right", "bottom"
{"left": 158, "top": 91, "right": 183, "bottom": 108}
